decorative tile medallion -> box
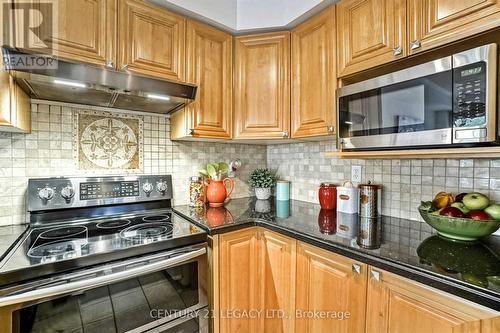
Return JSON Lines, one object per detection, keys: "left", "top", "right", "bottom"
{"left": 73, "top": 110, "right": 143, "bottom": 172}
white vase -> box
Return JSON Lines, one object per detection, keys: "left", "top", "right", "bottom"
{"left": 255, "top": 187, "right": 272, "bottom": 200}
{"left": 255, "top": 199, "right": 271, "bottom": 213}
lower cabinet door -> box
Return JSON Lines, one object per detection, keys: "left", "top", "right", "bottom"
{"left": 295, "top": 242, "right": 367, "bottom": 333}
{"left": 218, "top": 228, "right": 262, "bottom": 333}
{"left": 366, "top": 267, "right": 499, "bottom": 333}
{"left": 261, "top": 229, "right": 296, "bottom": 333}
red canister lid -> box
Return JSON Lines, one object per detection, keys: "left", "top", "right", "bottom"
{"left": 320, "top": 183, "right": 338, "bottom": 187}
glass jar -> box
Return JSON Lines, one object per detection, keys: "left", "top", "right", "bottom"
{"left": 318, "top": 183, "right": 338, "bottom": 210}
{"left": 189, "top": 176, "right": 206, "bottom": 207}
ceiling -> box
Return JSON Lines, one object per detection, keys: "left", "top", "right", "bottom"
{"left": 146, "top": 0, "right": 335, "bottom": 34}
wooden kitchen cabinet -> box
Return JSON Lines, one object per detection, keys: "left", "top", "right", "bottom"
{"left": 295, "top": 242, "right": 367, "bottom": 333}
{"left": 13, "top": 0, "right": 116, "bottom": 67}
{"left": 234, "top": 32, "right": 290, "bottom": 140}
{"left": 171, "top": 20, "right": 232, "bottom": 140}
{"left": 261, "top": 229, "right": 296, "bottom": 333}
{"left": 217, "top": 228, "right": 296, "bottom": 333}
{"left": 408, "top": 0, "right": 500, "bottom": 55}
{"left": 218, "top": 228, "right": 262, "bottom": 333}
{"left": 336, "top": 0, "right": 407, "bottom": 77}
{"left": 119, "top": 0, "right": 185, "bottom": 81}
{"left": 0, "top": 63, "right": 30, "bottom": 133}
{"left": 291, "top": 6, "right": 336, "bottom": 138}
{"left": 365, "top": 267, "right": 499, "bottom": 333}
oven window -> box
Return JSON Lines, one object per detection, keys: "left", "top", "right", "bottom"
{"left": 339, "top": 70, "right": 453, "bottom": 138}
{"left": 13, "top": 262, "right": 200, "bottom": 333}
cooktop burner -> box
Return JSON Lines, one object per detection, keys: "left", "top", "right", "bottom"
{"left": 142, "top": 215, "right": 170, "bottom": 222}
{"left": 120, "top": 223, "right": 174, "bottom": 241}
{"left": 39, "top": 226, "right": 88, "bottom": 240}
{"left": 96, "top": 219, "right": 131, "bottom": 229}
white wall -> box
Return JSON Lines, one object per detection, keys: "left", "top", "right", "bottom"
{"left": 152, "top": 0, "right": 329, "bottom": 31}
{"left": 164, "top": 0, "right": 237, "bottom": 29}
{"left": 236, "top": 0, "right": 323, "bottom": 30}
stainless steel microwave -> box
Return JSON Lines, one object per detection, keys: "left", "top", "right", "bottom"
{"left": 337, "top": 44, "right": 498, "bottom": 150}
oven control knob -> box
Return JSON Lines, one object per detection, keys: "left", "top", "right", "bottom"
{"left": 61, "top": 186, "right": 75, "bottom": 200}
{"left": 156, "top": 181, "right": 168, "bottom": 194}
{"left": 142, "top": 182, "right": 153, "bottom": 194}
{"left": 38, "top": 187, "right": 55, "bottom": 201}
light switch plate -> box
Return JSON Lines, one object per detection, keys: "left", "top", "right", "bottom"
{"left": 351, "top": 165, "right": 362, "bottom": 183}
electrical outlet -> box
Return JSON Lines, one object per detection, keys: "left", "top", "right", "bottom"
{"left": 351, "top": 165, "right": 362, "bottom": 183}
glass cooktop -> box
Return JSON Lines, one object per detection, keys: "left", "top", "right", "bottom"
{"left": 0, "top": 209, "right": 206, "bottom": 285}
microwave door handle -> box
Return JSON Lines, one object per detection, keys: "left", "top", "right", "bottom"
{"left": 0, "top": 246, "right": 206, "bottom": 307}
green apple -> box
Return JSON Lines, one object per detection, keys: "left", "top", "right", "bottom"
{"left": 462, "top": 192, "right": 490, "bottom": 211}
{"left": 451, "top": 202, "right": 470, "bottom": 214}
{"left": 484, "top": 204, "right": 500, "bottom": 220}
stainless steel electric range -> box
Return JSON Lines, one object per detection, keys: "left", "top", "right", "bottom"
{"left": 0, "top": 175, "right": 208, "bottom": 333}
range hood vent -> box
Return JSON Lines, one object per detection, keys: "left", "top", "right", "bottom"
{"left": 2, "top": 47, "right": 197, "bottom": 114}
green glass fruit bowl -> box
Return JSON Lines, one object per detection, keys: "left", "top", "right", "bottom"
{"left": 419, "top": 202, "right": 500, "bottom": 241}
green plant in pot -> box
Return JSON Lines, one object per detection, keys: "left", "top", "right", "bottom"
{"left": 249, "top": 168, "right": 277, "bottom": 200}
{"left": 199, "top": 162, "right": 234, "bottom": 207}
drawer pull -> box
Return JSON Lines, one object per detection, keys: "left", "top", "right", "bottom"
{"left": 370, "top": 270, "right": 380, "bottom": 282}
{"left": 410, "top": 40, "right": 421, "bottom": 50}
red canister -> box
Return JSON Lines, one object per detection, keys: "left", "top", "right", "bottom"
{"left": 319, "top": 183, "right": 337, "bottom": 210}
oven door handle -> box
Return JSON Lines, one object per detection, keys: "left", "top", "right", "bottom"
{"left": 0, "top": 246, "right": 206, "bottom": 307}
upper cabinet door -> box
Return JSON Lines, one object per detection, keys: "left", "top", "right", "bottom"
{"left": 185, "top": 20, "right": 232, "bottom": 139}
{"left": 119, "top": 0, "right": 185, "bottom": 81}
{"left": 337, "top": 0, "right": 407, "bottom": 77}
{"left": 21, "top": 0, "right": 116, "bottom": 67}
{"left": 234, "top": 32, "right": 290, "bottom": 140}
{"left": 291, "top": 6, "right": 336, "bottom": 138}
{"left": 409, "top": 0, "right": 500, "bottom": 54}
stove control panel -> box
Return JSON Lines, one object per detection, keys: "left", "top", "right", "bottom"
{"left": 80, "top": 181, "right": 140, "bottom": 200}
{"left": 28, "top": 175, "right": 173, "bottom": 211}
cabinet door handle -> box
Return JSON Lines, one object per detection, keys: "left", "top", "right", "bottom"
{"left": 282, "top": 131, "right": 289, "bottom": 138}
{"left": 105, "top": 60, "right": 114, "bottom": 68}
{"left": 189, "top": 128, "right": 195, "bottom": 136}
{"left": 370, "top": 270, "right": 380, "bottom": 282}
{"left": 121, "top": 64, "right": 129, "bottom": 70}
{"left": 392, "top": 46, "right": 402, "bottom": 56}
{"left": 327, "top": 126, "right": 334, "bottom": 134}
{"left": 410, "top": 40, "right": 421, "bottom": 50}
{"left": 352, "top": 263, "right": 361, "bottom": 274}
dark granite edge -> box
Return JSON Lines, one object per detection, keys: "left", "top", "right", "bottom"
{"left": 174, "top": 209, "right": 500, "bottom": 311}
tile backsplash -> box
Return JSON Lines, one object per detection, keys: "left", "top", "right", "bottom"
{"left": 0, "top": 101, "right": 266, "bottom": 225}
{"left": 267, "top": 139, "right": 500, "bottom": 221}
{"left": 1, "top": 100, "right": 500, "bottom": 226}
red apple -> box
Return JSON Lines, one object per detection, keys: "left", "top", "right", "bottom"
{"left": 465, "top": 210, "right": 492, "bottom": 221}
{"left": 440, "top": 207, "right": 465, "bottom": 218}
{"left": 454, "top": 192, "right": 468, "bottom": 203}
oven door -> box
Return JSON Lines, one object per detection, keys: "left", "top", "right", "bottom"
{"left": 0, "top": 243, "right": 208, "bottom": 333}
{"left": 338, "top": 56, "right": 454, "bottom": 150}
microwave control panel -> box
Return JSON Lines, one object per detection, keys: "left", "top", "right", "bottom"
{"left": 453, "top": 61, "right": 487, "bottom": 128}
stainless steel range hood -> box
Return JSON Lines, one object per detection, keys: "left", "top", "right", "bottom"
{"left": 2, "top": 47, "right": 197, "bottom": 114}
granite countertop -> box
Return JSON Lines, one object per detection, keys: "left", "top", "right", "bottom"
{"left": 174, "top": 197, "right": 500, "bottom": 310}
